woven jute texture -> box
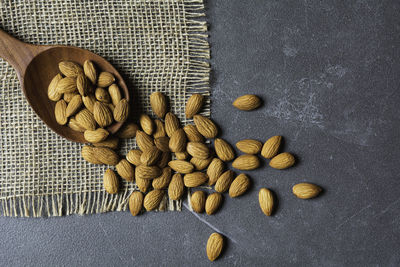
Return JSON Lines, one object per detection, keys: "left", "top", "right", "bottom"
{"left": 0, "top": 0, "right": 210, "bottom": 217}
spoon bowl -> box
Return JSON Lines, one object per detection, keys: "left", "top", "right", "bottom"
{"left": 0, "top": 29, "right": 130, "bottom": 143}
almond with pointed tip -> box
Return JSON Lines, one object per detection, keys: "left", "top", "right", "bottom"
{"left": 168, "top": 173, "right": 184, "bottom": 200}
{"left": 292, "top": 183, "right": 321, "bottom": 199}
{"left": 81, "top": 145, "right": 102, "bottom": 164}
{"left": 126, "top": 149, "right": 142, "bottom": 166}
{"left": 205, "top": 193, "right": 223, "bottom": 215}
{"left": 75, "top": 108, "right": 97, "bottom": 130}
{"left": 68, "top": 117, "right": 86, "bottom": 132}
{"left": 185, "top": 93, "right": 204, "bottom": 118}
{"left": 232, "top": 94, "right": 261, "bottom": 110}
{"left": 215, "top": 170, "right": 234, "bottom": 193}
{"left": 77, "top": 73, "right": 89, "bottom": 96}
{"left": 143, "top": 189, "right": 164, "bottom": 211}
{"left": 103, "top": 169, "right": 119, "bottom": 194}
{"left": 139, "top": 114, "right": 154, "bottom": 135}
{"left": 259, "top": 188, "right": 274, "bottom": 216}
{"left": 184, "top": 172, "right": 208, "bottom": 187}
{"left": 152, "top": 167, "right": 172, "bottom": 189}
{"left": 129, "top": 191, "right": 143, "bottom": 216}
{"left": 190, "top": 157, "right": 213, "bottom": 171}
{"left": 214, "top": 138, "right": 235, "bottom": 162}
{"left": 63, "top": 92, "right": 78, "bottom": 103}
{"left": 229, "top": 173, "right": 250, "bottom": 198}
{"left": 269, "top": 152, "right": 295, "bottom": 169}
{"left": 169, "top": 129, "right": 186, "bottom": 152}
{"left": 117, "top": 122, "right": 138, "bottom": 139}
{"left": 236, "top": 139, "right": 262, "bottom": 155}
{"left": 150, "top": 92, "right": 167, "bottom": 118}
{"left": 94, "top": 147, "right": 119, "bottom": 165}
{"left": 135, "top": 165, "right": 162, "bottom": 180}
{"left": 136, "top": 130, "right": 154, "bottom": 151}
{"left": 108, "top": 84, "right": 121, "bottom": 106}
{"left": 183, "top": 124, "right": 204, "bottom": 142}
{"left": 168, "top": 160, "right": 194, "bottom": 174}
{"left": 55, "top": 100, "right": 67, "bottom": 125}
{"left": 113, "top": 99, "right": 129, "bottom": 122}
{"left": 232, "top": 154, "right": 260, "bottom": 170}
{"left": 95, "top": 87, "right": 111, "bottom": 103}
{"left": 48, "top": 73, "right": 62, "bottom": 101}
{"left": 175, "top": 151, "right": 189, "bottom": 160}
{"left": 261, "top": 136, "right": 282, "bottom": 159}
{"left": 193, "top": 115, "right": 218, "bottom": 139}
{"left": 140, "top": 146, "right": 161, "bottom": 166}
{"left": 116, "top": 159, "right": 134, "bottom": 181}
{"left": 153, "top": 119, "right": 166, "bottom": 138}
{"left": 82, "top": 95, "right": 96, "bottom": 113}
{"left": 57, "top": 77, "right": 77, "bottom": 94}
{"left": 59, "top": 61, "right": 82, "bottom": 77}
{"left": 93, "top": 102, "right": 113, "bottom": 127}
{"left": 206, "top": 233, "right": 224, "bottom": 262}
{"left": 93, "top": 137, "right": 119, "bottom": 149}
{"left": 187, "top": 142, "right": 209, "bottom": 159}
{"left": 65, "top": 94, "right": 83, "bottom": 117}
{"left": 207, "top": 158, "right": 224, "bottom": 186}
{"left": 154, "top": 136, "right": 170, "bottom": 152}
{"left": 83, "top": 60, "right": 97, "bottom": 84}
{"left": 136, "top": 178, "right": 151, "bottom": 193}
{"left": 84, "top": 128, "right": 109, "bottom": 143}
{"left": 97, "top": 71, "right": 115, "bottom": 87}
{"left": 165, "top": 112, "right": 180, "bottom": 137}
{"left": 191, "top": 191, "right": 206, "bottom": 213}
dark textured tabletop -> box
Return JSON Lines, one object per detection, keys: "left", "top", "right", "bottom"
{"left": 1, "top": 1, "right": 400, "bottom": 266}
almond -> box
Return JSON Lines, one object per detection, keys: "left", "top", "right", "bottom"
{"left": 93, "top": 137, "right": 119, "bottom": 149}
{"left": 183, "top": 124, "right": 204, "bottom": 142}
{"left": 143, "top": 189, "right": 165, "bottom": 211}
{"left": 214, "top": 138, "right": 235, "bottom": 162}
{"left": 84, "top": 128, "right": 109, "bottom": 143}
{"left": 232, "top": 94, "right": 261, "bottom": 110}
{"left": 154, "top": 136, "right": 170, "bottom": 152}
{"left": 83, "top": 60, "right": 97, "bottom": 84}
{"left": 229, "top": 173, "right": 250, "bottom": 198}
{"left": 93, "top": 102, "right": 113, "bottom": 127}
{"left": 206, "top": 233, "right": 224, "bottom": 262}
{"left": 81, "top": 145, "right": 102, "bottom": 164}
{"left": 77, "top": 73, "right": 90, "bottom": 96}
{"left": 207, "top": 158, "right": 224, "bottom": 186}
{"left": 292, "top": 183, "right": 321, "bottom": 199}
{"left": 135, "top": 165, "right": 162, "bottom": 180}
{"left": 129, "top": 191, "right": 143, "bottom": 216}
{"left": 117, "top": 122, "right": 138, "bottom": 139}
{"left": 185, "top": 93, "right": 204, "bottom": 118}
{"left": 106, "top": 103, "right": 115, "bottom": 113}
{"left": 215, "top": 170, "right": 234, "bottom": 193}
{"left": 68, "top": 117, "right": 86, "bottom": 132}
{"left": 136, "top": 178, "right": 151, "bottom": 193}
{"left": 190, "top": 191, "right": 206, "bottom": 213}
{"left": 193, "top": 115, "right": 218, "bottom": 139}
{"left": 63, "top": 92, "right": 78, "bottom": 103}
{"left": 75, "top": 109, "right": 97, "bottom": 130}
{"left": 205, "top": 193, "right": 222, "bottom": 215}
{"left": 168, "top": 160, "right": 194, "bottom": 174}
{"left": 59, "top": 61, "right": 82, "bottom": 77}
{"left": 184, "top": 172, "right": 208, "bottom": 187}
{"left": 175, "top": 152, "right": 189, "bottom": 160}
{"left": 108, "top": 84, "right": 121, "bottom": 106}
{"left": 190, "top": 157, "right": 213, "bottom": 171}
{"left": 55, "top": 100, "right": 67, "bottom": 125}
{"left": 139, "top": 114, "right": 154, "bottom": 135}
{"left": 165, "top": 112, "right": 180, "bottom": 137}
{"left": 140, "top": 146, "right": 161, "bottom": 166}
{"left": 157, "top": 152, "right": 171, "bottom": 168}
{"left": 82, "top": 95, "right": 96, "bottom": 113}
{"left": 152, "top": 167, "right": 172, "bottom": 189}
{"left": 261, "top": 136, "right": 282, "bottom": 159}
{"left": 153, "top": 119, "right": 166, "bottom": 138}
{"left": 126, "top": 149, "right": 142, "bottom": 166}
{"left": 232, "top": 155, "right": 260, "bottom": 170}
{"left": 168, "top": 173, "right": 184, "bottom": 200}
{"left": 94, "top": 147, "right": 119, "bottom": 165}
{"left": 269, "top": 152, "right": 295, "bottom": 169}
{"left": 236, "top": 139, "right": 262, "bottom": 155}
{"left": 97, "top": 71, "right": 115, "bottom": 87}
{"left": 150, "top": 92, "right": 167, "bottom": 118}
{"left": 65, "top": 95, "right": 83, "bottom": 117}
{"left": 103, "top": 169, "right": 119, "bottom": 194}
{"left": 116, "top": 159, "right": 135, "bottom": 181}
{"left": 169, "top": 128, "right": 186, "bottom": 152}
{"left": 187, "top": 142, "right": 209, "bottom": 159}
{"left": 259, "top": 188, "right": 274, "bottom": 216}
{"left": 95, "top": 87, "right": 111, "bottom": 103}
{"left": 57, "top": 77, "right": 77, "bottom": 94}
{"left": 136, "top": 130, "right": 154, "bottom": 151}
{"left": 48, "top": 73, "right": 62, "bottom": 101}
{"left": 114, "top": 99, "right": 129, "bottom": 122}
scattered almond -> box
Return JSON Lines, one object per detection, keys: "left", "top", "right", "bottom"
{"left": 136, "top": 130, "right": 154, "bottom": 151}
{"left": 183, "top": 124, "right": 204, "bottom": 142}
{"left": 259, "top": 188, "right": 274, "bottom": 216}
{"left": 187, "top": 142, "right": 209, "bottom": 159}
{"left": 215, "top": 170, "right": 234, "bottom": 193}
{"left": 136, "top": 177, "right": 151, "bottom": 193}
{"left": 169, "top": 129, "right": 186, "bottom": 153}
{"left": 207, "top": 158, "right": 224, "bottom": 186}
{"left": 48, "top": 73, "right": 62, "bottom": 101}
{"left": 261, "top": 136, "right": 282, "bottom": 159}
{"left": 94, "top": 147, "right": 119, "bottom": 165}
{"left": 108, "top": 84, "right": 122, "bottom": 106}
{"left": 232, "top": 94, "right": 261, "bottom": 110}
{"left": 185, "top": 93, "right": 204, "bottom": 118}
{"left": 83, "top": 60, "right": 97, "bottom": 84}
{"left": 232, "top": 154, "right": 260, "bottom": 170}
{"left": 81, "top": 145, "right": 102, "bottom": 164}
{"left": 168, "top": 160, "right": 194, "bottom": 174}
{"left": 129, "top": 191, "right": 143, "bottom": 216}
{"left": 93, "top": 102, "right": 113, "bottom": 127}
{"left": 236, "top": 139, "right": 262, "bottom": 155}
{"left": 140, "top": 146, "right": 161, "bottom": 166}
{"left": 205, "top": 193, "right": 222, "bottom": 215}
{"left": 135, "top": 165, "right": 162, "bottom": 180}
{"left": 184, "top": 172, "right": 208, "bottom": 187}
{"left": 116, "top": 159, "right": 135, "bottom": 181}
{"left": 103, "top": 169, "right": 119, "bottom": 194}
{"left": 191, "top": 191, "right": 206, "bottom": 213}
{"left": 292, "top": 183, "right": 321, "bottom": 199}
{"left": 168, "top": 173, "right": 184, "bottom": 200}
{"left": 193, "top": 115, "right": 218, "bottom": 139}
{"left": 93, "top": 137, "right": 119, "bottom": 149}
{"left": 229, "top": 173, "right": 250, "bottom": 198}
{"left": 117, "top": 122, "right": 138, "bottom": 139}
{"left": 190, "top": 157, "right": 213, "bottom": 171}
{"left": 113, "top": 99, "right": 129, "bottom": 122}
{"left": 214, "top": 138, "right": 235, "bottom": 162}
{"left": 59, "top": 61, "right": 82, "bottom": 77}
{"left": 269, "top": 152, "right": 295, "bottom": 169}
{"left": 84, "top": 128, "right": 109, "bottom": 143}
{"left": 153, "top": 120, "right": 166, "bottom": 138}
{"left": 97, "top": 71, "right": 115, "bottom": 87}
{"left": 152, "top": 167, "right": 172, "bottom": 190}
{"left": 154, "top": 136, "right": 170, "bottom": 152}
{"left": 165, "top": 112, "right": 180, "bottom": 137}
{"left": 143, "top": 189, "right": 164, "bottom": 211}
{"left": 150, "top": 92, "right": 167, "bottom": 118}
{"left": 55, "top": 99, "right": 67, "bottom": 125}
{"left": 65, "top": 95, "right": 83, "bottom": 117}
{"left": 206, "top": 233, "right": 224, "bottom": 262}
{"left": 139, "top": 114, "right": 154, "bottom": 135}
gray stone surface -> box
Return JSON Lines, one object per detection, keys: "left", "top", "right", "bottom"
{"left": 1, "top": 0, "right": 400, "bottom": 266}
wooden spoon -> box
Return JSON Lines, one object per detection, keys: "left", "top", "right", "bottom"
{"left": 0, "top": 29, "right": 130, "bottom": 143}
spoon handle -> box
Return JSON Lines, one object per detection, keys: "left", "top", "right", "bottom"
{"left": 0, "top": 29, "right": 45, "bottom": 79}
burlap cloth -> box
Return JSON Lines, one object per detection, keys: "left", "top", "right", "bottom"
{"left": 0, "top": 0, "right": 210, "bottom": 217}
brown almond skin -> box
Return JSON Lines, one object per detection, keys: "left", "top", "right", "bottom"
{"left": 136, "top": 178, "right": 151, "bottom": 193}
{"left": 152, "top": 167, "right": 172, "bottom": 190}
{"left": 108, "top": 84, "right": 122, "bottom": 106}
{"left": 150, "top": 92, "right": 168, "bottom": 119}
{"left": 193, "top": 115, "right": 218, "bottom": 139}
{"left": 77, "top": 73, "right": 90, "bottom": 96}
{"left": 114, "top": 99, "right": 129, "bottom": 122}
{"left": 214, "top": 138, "right": 235, "bottom": 162}
{"left": 207, "top": 233, "right": 224, "bottom": 262}
{"left": 81, "top": 146, "right": 102, "bottom": 164}
{"left": 165, "top": 112, "right": 180, "bottom": 137}
{"left": 136, "top": 130, "right": 154, "bottom": 151}
{"left": 187, "top": 142, "right": 209, "bottom": 160}
{"left": 184, "top": 172, "right": 208, "bottom": 187}
{"left": 57, "top": 77, "right": 77, "bottom": 94}
{"left": 117, "top": 122, "right": 139, "bottom": 139}
{"left": 48, "top": 73, "right": 63, "bottom": 101}
{"left": 84, "top": 128, "right": 109, "bottom": 143}
{"left": 95, "top": 87, "right": 111, "bottom": 103}
{"left": 229, "top": 173, "right": 250, "bottom": 198}
{"left": 143, "top": 189, "right": 165, "bottom": 211}
{"left": 157, "top": 152, "right": 171, "bottom": 168}
{"left": 261, "top": 136, "right": 282, "bottom": 159}
{"left": 126, "top": 149, "right": 142, "bottom": 166}
{"left": 75, "top": 109, "right": 96, "bottom": 130}
{"left": 154, "top": 136, "right": 170, "bottom": 152}
{"left": 103, "top": 169, "right": 119, "bottom": 194}
{"left": 68, "top": 117, "right": 86, "bottom": 132}
{"left": 64, "top": 92, "right": 78, "bottom": 103}
{"left": 129, "top": 191, "right": 143, "bottom": 216}
{"left": 93, "top": 137, "right": 119, "bottom": 150}
{"left": 93, "top": 102, "right": 113, "bottom": 127}
{"left": 65, "top": 94, "right": 83, "bottom": 117}
{"left": 153, "top": 119, "right": 166, "bottom": 138}
{"left": 93, "top": 147, "right": 119, "bottom": 165}
{"left": 205, "top": 193, "right": 223, "bottom": 215}
{"left": 135, "top": 165, "right": 162, "bottom": 180}
{"left": 116, "top": 159, "right": 135, "bottom": 181}
{"left": 232, "top": 154, "right": 260, "bottom": 170}
{"left": 97, "top": 72, "right": 115, "bottom": 87}
{"left": 269, "top": 152, "right": 295, "bottom": 169}
{"left": 59, "top": 61, "right": 82, "bottom": 77}
{"left": 191, "top": 191, "right": 206, "bottom": 213}
{"left": 83, "top": 60, "right": 97, "bottom": 84}
{"left": 292, "top": 183, "right": 321, "bottom": 199}
{"left": 168, "top": 173, "right": 184, "bottom": 200}
{"left": 236, "top": 139, "right": 262, "bottom": 155}
{"left": 207, "top": 158, "right": 224, "bottom": 186}
{"left": 140, "top": 146, "right": 161, "bottom": 166}
{"left": 183, "top": 124, "right": 204, "bottom": 142}
{"left": 175, "top": 151, "right": 189, "bottom": 160}
{"left": 232, "top": 94, "right": 261, "bottom": 110}
{"left": 190, "top": 157, "right": 213, "bottom": 171}
{"left": 185, "top": 93, "right": 204, "bottom": 118}
{"left": 215, "top": 170, "right": 234, "bottom": 193}
{"left": 169, "top": 129, "right": 187, "bottom": 153}
{"left": 55, "top": 100, "right": 68, "bottom": 125}
{"left": 82, "top": 95, "right": 96, "bottom": 113}
{"left": 259, "top": 188, "right": 274, "bottom": 216}
{"left": 139, "top": 114, "right": 154, "bottom": 135}
{"left": 168, "top": 160, "right": 194, "bottom": 174}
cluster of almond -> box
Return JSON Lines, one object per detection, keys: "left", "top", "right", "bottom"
{"left": 48, "top": 60, "right": 129, "bottom": 139}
